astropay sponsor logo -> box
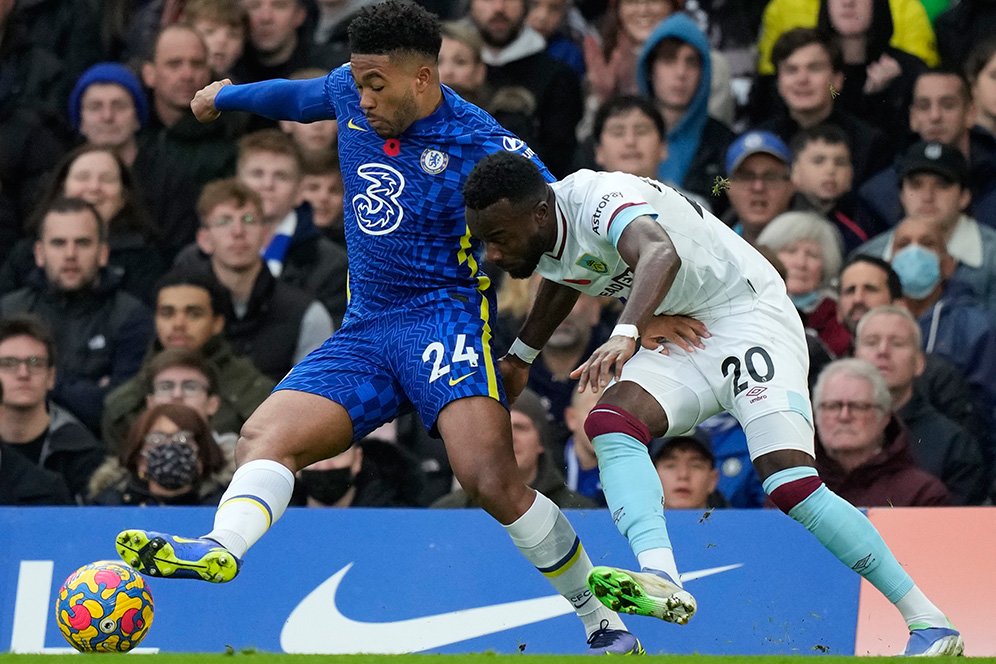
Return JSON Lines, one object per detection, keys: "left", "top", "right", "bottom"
{"left": 590, "top": 191, "right": 623, "bottom": 234}
{"left": 279, "top": 562, "right": 743, "bottom": 653}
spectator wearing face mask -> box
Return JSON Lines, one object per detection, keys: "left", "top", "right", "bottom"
{"left": 87, "top": 402, "right": 232, "bottom": 506}
{"left": 295, "top": 437, "right": 426, "bottom": 507}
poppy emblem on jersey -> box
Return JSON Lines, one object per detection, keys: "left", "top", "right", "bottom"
{"left": 575, "top": 253, "right": 609, "bottom": 274}
{"left": 383, "top": 139, "right": 401, "bottom": 157}
{"left": 420, "top": 149, "right": 449, "bottom": 174}
{"left": 352, "top": 163, "right": 406, "bottom": 236}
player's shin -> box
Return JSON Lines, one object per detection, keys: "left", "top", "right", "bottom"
{"left": 503, "top": 491, "right": 627, "bottom": 636}
{"left": 764, "top": 466, "right": 948, "bottom": 629}
{"left": 205, "top": 459, "right": 296, "bottom": 558}
{"left": 588, "top": 406, "right": 680, "bottom": 580}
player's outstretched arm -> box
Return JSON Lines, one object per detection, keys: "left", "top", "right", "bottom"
{"left": 571, "top": 216, "right": 681, "bottom": 392}
{"left": 191, "top": 76, "right": 332, "bottom": 124}
{"left": 499, "top": 278, "right": 580, "bottom": 403}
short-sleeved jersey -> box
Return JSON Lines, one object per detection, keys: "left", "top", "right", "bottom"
{"left": 539, "top": 170, "right": 786, "bottom": 320}
{"left": 322, "top": 65, "right": 550, "bottom": 321}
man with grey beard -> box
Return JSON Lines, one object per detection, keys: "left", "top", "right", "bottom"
{"left": 465, "top": 0, "right": 583, "bottom": 176}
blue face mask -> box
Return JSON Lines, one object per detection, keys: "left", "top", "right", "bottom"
{"left": 891, "top": 244, "right": 941, "bottom": 299}
{"left": 789, "top": 289, "right": 824, "bottom": 312}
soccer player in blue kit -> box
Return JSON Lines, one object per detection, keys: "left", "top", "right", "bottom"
{"left": 113, "top": 0, "right": 642, "bottom": 654}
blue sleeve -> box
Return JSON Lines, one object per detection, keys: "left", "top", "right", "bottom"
{"left": 606, "top": 203, "right": 658, "bottom": 247}
{"left": 215, "top": 77, "right": 333, "bottom": 122}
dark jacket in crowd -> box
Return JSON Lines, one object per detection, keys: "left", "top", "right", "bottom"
{"left": 934, "top": 0, "right": 996, "bottom": 69}
{"left": 175, "top": 204, "right": 349, "bottom": 327}
{"left": 485, "top": 48, "right": 583, "bottom": 178}
{"left": 897, "top": 390, "right": 988, "bottom": 505}
{"left": 0, "top": 221, "right": 165, "bottom": 306}
{"left": 101, "top": 335, "right": 276, "bottom": 453}
{"left": 0, "top": 445, "right": 72, "bottom": 505}
{"left": 431, "top": 451, "right": 596, "bottom": 509}
{"left": 916, "top": 279, "right": 996, "bottom": 428}
{"left": 816, "top": 0, "right": 926, "bottom": 154}
{"left": 816, "top": 416, "right": 951, "bottom": 507}
{"left": 137, "top": 110, "right": 242, "bottom": 193}
{"left": 915, "top": 353, "right": 995, "bottom": 465}
{"left": 755, "top": 106, "right": 892, "bottom": 187}
{"left": 857, "top": 128, "right": 996, "bottom": 233}
{"left": 215, "top": 267, "right": 318, "bottom": 382}
{"left": 0, "top": 402, "right": 106, "bottom": 501}
{"left": 0, "top": 18, "right": 71, "bottom": 219}
{"left": 0, "top": 269, "right": 154, "bottom": 432}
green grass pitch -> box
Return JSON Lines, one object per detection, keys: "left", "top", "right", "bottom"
{"left": 0, "top": 655, "right": 991, "bottom": 663}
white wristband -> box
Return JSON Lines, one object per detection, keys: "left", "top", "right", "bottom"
{"left": 509, "top": 338, "right": 541, "bottom": 364}
{"left": 612, "top": 324, "right": 640, "bottom": 340}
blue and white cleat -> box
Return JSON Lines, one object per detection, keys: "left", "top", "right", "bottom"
{"left": 903, "top": 625, "right": 964, "bottom": 657}
{"left": 588, "top": 566, "right": 697, "bottom": 625}
{"left": 586, "top": 621, "right": 645, "bottom": 655}
{"left": 115, "top": 529, "right": 241, "bottom": 583}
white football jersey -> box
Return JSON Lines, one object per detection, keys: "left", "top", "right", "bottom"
{"left": 538, "top": 170, "right": 787, "bottom": 320}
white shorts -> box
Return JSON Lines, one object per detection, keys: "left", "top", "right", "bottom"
{"left": 619, "top": 299, "right": 814, "bottom": 459}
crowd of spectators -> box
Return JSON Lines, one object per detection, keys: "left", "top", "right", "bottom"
{"left": 1, "top": 0, "right": 995, "bottom": 510}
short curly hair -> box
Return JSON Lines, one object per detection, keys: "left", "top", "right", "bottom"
{"left": 348, "top": 0, "right": 441, "bottom": 60}
{"left": 464, "top": 152, "right": 548, "bottom": 211}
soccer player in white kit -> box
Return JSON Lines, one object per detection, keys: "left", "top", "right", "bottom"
{"left": 463, "top": 152, "right": 963, "bottom": 656}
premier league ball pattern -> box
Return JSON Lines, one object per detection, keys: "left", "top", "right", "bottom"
{"left": 54, "top": 561, "right": 154, "bottom": 652}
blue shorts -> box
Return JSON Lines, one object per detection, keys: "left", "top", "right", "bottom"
{"left": 275, "top": 287, "right": 506, "bottom": 439}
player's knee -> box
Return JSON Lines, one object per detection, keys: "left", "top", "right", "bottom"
{"left": 766, "top": 474, "right": 824, "bottom": 514}
{"left": 583, "top": 404, "right": 652, "bottom": 445}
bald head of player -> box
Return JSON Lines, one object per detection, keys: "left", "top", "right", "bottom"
{"left": 347, "top": 0, "right": 444, "bottom": 138}
{"left": 465, "top": 152, "right": 555, "bottom": 279}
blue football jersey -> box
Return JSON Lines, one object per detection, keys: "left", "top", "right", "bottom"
{"left": 323, "top": 64, "right": 551, "bottom": 321}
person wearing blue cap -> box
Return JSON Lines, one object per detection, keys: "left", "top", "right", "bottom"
{"left": 69, "top": 63, "right": 149, "bottom": 165}
{"left": 722, "top": 129, "right": 795, "bottom": 246}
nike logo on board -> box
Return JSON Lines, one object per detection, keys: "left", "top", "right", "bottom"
{"left": 280, "top": 562, "right": 742, "bottom": 653}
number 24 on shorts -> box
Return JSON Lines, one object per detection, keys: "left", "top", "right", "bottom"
{"left": 422, "top": 334, "right": 480, "bottom": 383}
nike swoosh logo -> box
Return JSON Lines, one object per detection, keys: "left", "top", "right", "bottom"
{"left": 279, "top": 562, "right": 742, "bottom": 653}
{"left": 347, "top": 118, "right": 367, "bottom": 131}
{"left": 448, "top": 373, "right": 473, "bottom": 386}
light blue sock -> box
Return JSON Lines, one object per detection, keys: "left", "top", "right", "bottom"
{"left": 764, "top": 467, "right": 914, "bottom": 602}
{"left": 593, "top": 432, "right": 672, "bottom": 556}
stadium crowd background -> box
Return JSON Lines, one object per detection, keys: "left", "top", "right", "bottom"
{"left": 0, "top": 0, "right": 995, "bottom": 510}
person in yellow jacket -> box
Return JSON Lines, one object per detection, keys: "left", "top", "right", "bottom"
{"left": 756, "top": 0, "right": 937, "bottom": 75}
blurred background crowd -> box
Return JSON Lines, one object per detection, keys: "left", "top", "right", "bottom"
{"left": 1, "top": 0, "right": 995, "bottom": 510}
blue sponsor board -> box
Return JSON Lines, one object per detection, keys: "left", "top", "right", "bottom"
{"left": 0, "top": 507, "right": 858, "bottom": 655}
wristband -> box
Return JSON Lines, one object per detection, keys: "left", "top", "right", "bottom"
{"left": 508, "top": 338, "right": 541, "bottom": 364}
{"left": 611, "top": 324, "right": 640, "bottom": 340}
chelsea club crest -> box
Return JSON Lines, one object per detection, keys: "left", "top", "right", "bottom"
{"left": 420, "top": 148, "right": 449, "bottom": 174}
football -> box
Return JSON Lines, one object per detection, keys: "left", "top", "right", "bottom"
{"left": 54, "top": 560, "right": 154, "bottom": 652}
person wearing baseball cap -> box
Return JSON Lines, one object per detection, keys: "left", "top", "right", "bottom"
{"left": 723, "top": 130, "right": 795, "bottom": 247}
{"left": 853, "top": 140, "right": 996, "bottom": 315}
{"left": 650, "top": 430, "right": 726, "bottom": 510}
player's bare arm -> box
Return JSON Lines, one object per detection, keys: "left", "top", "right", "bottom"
{"left": 191, "top": 79, "right": 232, "bottom": 123}
{"left": 572, "top": 215, "right": 681, "bottom": 392}
{"left": 500, "top": 278, "right": 580, "bottom": 402}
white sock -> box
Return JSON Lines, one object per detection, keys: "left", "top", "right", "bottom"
{"left": 636, "top": 547, "right": 681, "bottom": 586}
{"left": 205, "top": 459, "right": 295, "bottom": 558}
{"left": 895, "top": 585, "right": 949, "bottom": 629}
{"left": 504, "top": 492, "right": 626, "bottom": 637}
